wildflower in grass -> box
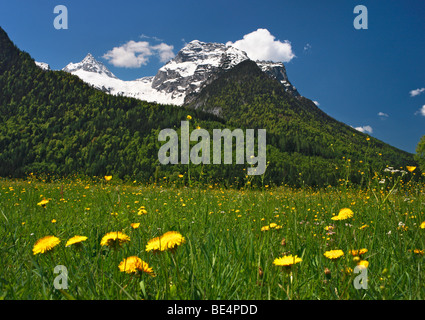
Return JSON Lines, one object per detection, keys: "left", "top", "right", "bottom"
{"left": 420, "top": 222, "right": 425, "bottom": 229}
{"left": 261, "top": 223, "right": 282, "bottom": 231}
{"left": 100, "top": 231, "right": 130, "bottom": 248}
{"left": 104, "top": 175, "right": 112, "bottom": 181}
{"left": 324, "top": 267, "right": 332, "bottom": 279}
{"left": 406, "top": 166, "right": 416, "bottom": 173}
{"left": 357, "top": 260, "right": 369, "bottom": 269}
{"left": 187, "top": 115, "right": 192, "bottom": 120}
{"left": 324, "top": 249, "right": 344, "bottom": 260}
{"left": 32, "top": 235, "right": 61, "bottom": 255}
{"left": 331, "top": 208, "right": 354, "bottom": 221}
{"left": 359, "top": 224, "right": 369, "bottom": 230}
{"left": 344, "top": 267, "right": 353, "bottom": 274}
{"left": 146, "top": 231, "right": 185, "bottom": 252}
{"left": 349, "top": 248, "right": 368, "bottom": 256}
{"left": 138, "top": 206, "right": 148, "bottom": 215}
{"left": 273, "top": 255, "right": 302, "bottom": 267}
{"left": 131, "top": 223, "right": 140, "bottom": 229}
{"left": 413, "top": 249, "right": 424, "bottom": 255}
{"left": 37, "top": 199, "right": 49, "bottom": 207}
{"left": 110, "top": 212, "right": 118, "bottom": 216}
{"left": 397, "top": 222, "right": 408, "bottom": 232}
{"left": 261, "top": 225, "right": 270, "bottom": 231}
{"left": 118, "top": 256, "right": 156, "bottom": 277}
{"left": 66, "top": 235, "right": 88, "bottom": 247}
{"left": 51, "top": 219, "right": 57, "bottom": 223}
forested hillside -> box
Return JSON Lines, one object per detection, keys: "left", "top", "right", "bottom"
{"left": 0, "top": 27, "right": 417, "bottom": 187}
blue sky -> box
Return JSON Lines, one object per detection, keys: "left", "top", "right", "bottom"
{"left": 0, "top": 0, "right": 424, "bottom": 154}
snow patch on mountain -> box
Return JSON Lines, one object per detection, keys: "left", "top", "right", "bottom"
{"left": 35, "top": 61, "right": 50, "bottom": 71}
{"left": 61, "top": 40, "right": 299, "bottom": 106}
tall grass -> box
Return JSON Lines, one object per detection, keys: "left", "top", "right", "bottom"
{"left": 0, "top": 169, "right": 424, "bottom": 299}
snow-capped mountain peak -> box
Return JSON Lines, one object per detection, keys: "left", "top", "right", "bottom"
{"left": 35, "top": 61, "right": 50, "bottom": 71}
{"left": 61, "top": 41, "right": 299, "bottom": 107}
{"left": 151, "top": 41, "right": 250, "bottom": 102}
{"left": 62, "top": 53, "right": 117, "bottom": 79}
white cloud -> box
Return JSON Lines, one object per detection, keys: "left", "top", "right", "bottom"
{"left": 304, "top": 43, "right": 312, "bottom": 51}
{"left": 354, "top": 125, "right": 373, "bottom": 134}
{"left": 415, "top": 105, "right": 425, "bottom": 117}
{"left": 410, "top": 88, "right": 425, "bottom": 97}
{"left": 226, "top": 28, "right": 295, "bottom": 62}
{"left": 151, "top": 43, "right": 175, "bottom": 63}
{"left": 103, "top": 40, "right": 175, "bottom": 68}
{"left": 378, "top": 112, "right": 389, "bottom": 117}
{"left": 313, "top": 100, "right": 320, "bottom": 106}
{"left": 140, "top": 34, "right": 163, "bottom": 42}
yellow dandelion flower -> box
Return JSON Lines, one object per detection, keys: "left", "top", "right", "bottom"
{"left": 273, "top": 255, "right": 302, "bottom": 267}
{"left": 104, "top": 175, "right": 112, "bottom": 181}
{"left": 32, "top": 236, "right": 61, "bottom": 255}
{"left": 138, "top": 208, "right": 148, "bottom": 215}
{"left": 37, "top": 199, "right": 49, "bottom": 207}
{"left": 146, "top": 231, "right": 185, "bottom": 252}
{"left": 187, "top": 115, "right": 192, "bottom": 120}
{"left": 357, "top": 260, "right": 369, "bottom": 269}
{"left": 131, "top": 223, "right": 141, "bottom": 229}
{"left": 100, "top": 231, "right": 130, "bottom": 248}
{"left": 324, "top": 249, "right": 344, "bottom": 260}
{"left": 269, "top": 223, "right": 278, "bottom": 228}
{"left": 413, "top": 249, "right": 424, "bottom": 255}
{"left": 178, "top": 174, "right": 184, "bottom": 178}
{"left": 118, "top": 256, "right": 156, "bottom": 276}
{"left": 331, "top": 208, "right": 354, "bottom": 221}
{"left": 359, "top": 224, "right": 369, "bottom": 230}
{"left": 51, "top": 219, "right": 57, "bottom": 223}
{"left": 349, "top": 248, "right": 368, "bottom": 256}
{"left": 66, "top": 235, "right": 88, "bottom": 247}
{"left": 261, "top": 225, "right": 270, "bottom": 231}
{"left": 406, "top": 166, "right": 416, "bottom": 173}
{"left": 420, "top": 222, "right": 425, "bottom": 229}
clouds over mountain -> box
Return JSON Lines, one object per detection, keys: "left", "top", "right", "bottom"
{"left": 226, "top": 28, "right": 295, "bottom": 63}
{"left": 103, "top": 40, "right": 175, "bottom": 68}
{"left": 354, "top": 125, "right": 373, "bottom": 134}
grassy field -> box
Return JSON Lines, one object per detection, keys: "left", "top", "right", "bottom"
{"left": 1, "top": 169, "right": 425, "bottom": 300}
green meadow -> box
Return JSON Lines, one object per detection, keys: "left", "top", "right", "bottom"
{"left": 1, "top": 168, "right": 425, "bottom": 300}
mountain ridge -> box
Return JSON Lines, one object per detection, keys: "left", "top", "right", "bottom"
{"left": 0, "top": 26, "right": 418, "bottom": 186}
{"left": 59, "top": 40, "right": 299, "bottom": 106}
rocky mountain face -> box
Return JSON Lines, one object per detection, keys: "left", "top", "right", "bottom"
{"left": 151, "top": 40, "right": 250, "bottom": 103}
{"left": 256, "top": 61, "right": 299, "bottom": 97}
{"left": 61, "top": 40, "right": 299, "bottom": 107}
